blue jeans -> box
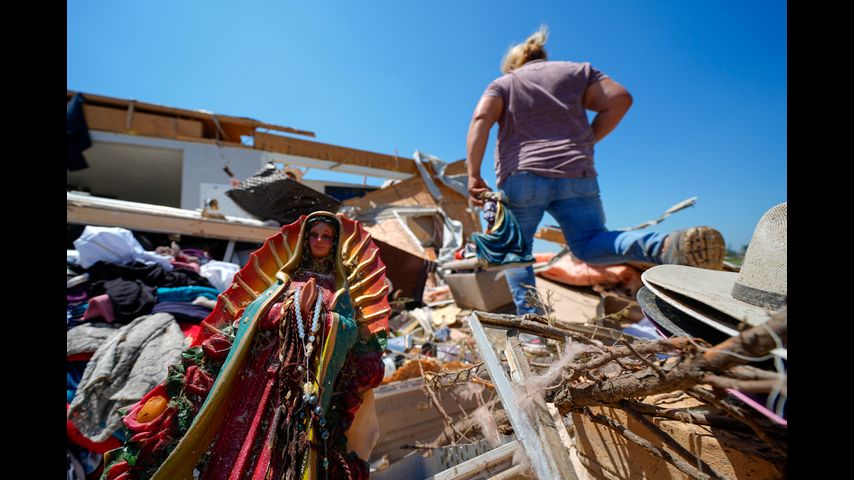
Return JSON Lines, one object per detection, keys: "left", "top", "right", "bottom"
{"left": 500, "top": 172, "right": 669, "bottom": 314}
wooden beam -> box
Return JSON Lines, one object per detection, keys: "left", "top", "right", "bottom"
{"left": 68, "top": 90, "right": 315, "bottom": 138}
{"left": 535, "top": 226, "right": 567, "bottom": 245}
{"left": 83, "top": 105, "right": 203, "bottom": 140}
{"left": 67, "top": 193, "right": 279, "bottom": 243}
{"left": 504, "top": 336, "right": 579, "bottom": 479}
{"left": 468, "top": 312, "right": 562, "bottom": 480}
{"left": 444, "top": 159, "right": 468, "bottom": 176}
{"left": 254, "top": 132, "right": 418, "bottom": 175}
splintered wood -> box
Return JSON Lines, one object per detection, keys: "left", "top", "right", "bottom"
{"left": 446, "top": 310, "right": 788, "bottom": 480}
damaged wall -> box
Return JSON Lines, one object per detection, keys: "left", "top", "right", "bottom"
{"left": 343, "top": 174, "right": 479, "bottom": 237}
{"left": 181, "top": 142, "right": 267, "bottom": 216}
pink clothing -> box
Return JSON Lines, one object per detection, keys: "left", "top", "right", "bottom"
{"left": 171, "top": 260, "right": 200, "bottom": 273}
{"left": 83, "top": 294, "right": 116, "bottom": 323}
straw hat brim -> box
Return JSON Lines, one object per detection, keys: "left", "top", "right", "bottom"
{"left": 642, "top": 265, "right": 773, "bottom": 327}
{"left": 635, "top": 286, "right": 730, "bottom": 345}
{"left": 640, "top": 274, "right": 788, "bottom": 360}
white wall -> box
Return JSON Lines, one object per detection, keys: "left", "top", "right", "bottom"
{"left": 180, "top": 143, "right": 267, "bottom": 215}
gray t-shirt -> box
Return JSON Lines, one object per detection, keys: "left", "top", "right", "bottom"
{"left": 484, "top": 60, "right": 609, "bottom": 185}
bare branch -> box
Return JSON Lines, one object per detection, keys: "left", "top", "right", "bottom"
{"left": 703, "top": 374, "right": 785, "bottom": 394}
{"left": 418, "top": 361, "right": 474, "bottom": 445}
{"left": 727, "top": 365, "right": 785, "bottom": 381}
{"left": 410, "top": 397, "right": 509, "bottom": 449}
{"left": 477, "top": 311, "right": 633, "bottom": 346}
{"left": 627, "top": 400, "right": 784, "bottom": 437}
{"left": 702, "top": 308, "right": 786, "bottom": 370}
{"left": 622, "top": 338, "right": 666, "bottom": 378}
{"left": 688, "top": 387, "right": 786, "bottom": 457}
{"left": 552, "top": 315, "right": 788, "bottom": 414}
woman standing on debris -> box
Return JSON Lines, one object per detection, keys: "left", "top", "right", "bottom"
{"left": 102, "top": 212, "right": 388, "bottom": 480}
{"left": 466, "top": 25, "right": 725, "bottom": 315}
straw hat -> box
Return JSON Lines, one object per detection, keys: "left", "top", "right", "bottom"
{"left": 639, "top": 203, "right": 786, "bottom": 336}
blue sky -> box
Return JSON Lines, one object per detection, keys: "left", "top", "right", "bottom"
{"left": 67, "top": 1, "right": 786, "bottom": 253}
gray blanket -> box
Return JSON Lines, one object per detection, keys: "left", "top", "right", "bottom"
{"left": 67, "top": 313, "right": 186, "bottom": 443}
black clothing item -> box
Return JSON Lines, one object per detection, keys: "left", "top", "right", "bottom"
{"left": 67, "top": 93, "right": 91, "bottom": 172}
{"left": 87, "top": 261, "right": 214, "bottom": 290}
{"left": 103, "top": 278, "right": 157, "bottom": 323}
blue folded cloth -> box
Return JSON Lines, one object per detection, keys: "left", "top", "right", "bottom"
{"left": 156, "top": 286, "right": 219, "bottom": 303}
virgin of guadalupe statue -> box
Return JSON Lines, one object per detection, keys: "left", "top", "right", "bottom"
{"left": 102, "top": 212, "right": 390, "bottom": 480}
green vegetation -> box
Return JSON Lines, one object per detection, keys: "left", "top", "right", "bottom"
{"left": 724, "top": 243, "right": 748, "bottom": 266}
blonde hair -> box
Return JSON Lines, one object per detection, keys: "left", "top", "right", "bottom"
{"left": 500, "top": 25, "right": 549, "bottom": 74}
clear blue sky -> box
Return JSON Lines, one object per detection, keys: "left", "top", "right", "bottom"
{"left": 67, "top": 1, "right": 786, "bottom": 253}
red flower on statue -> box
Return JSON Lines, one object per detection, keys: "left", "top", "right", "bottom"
{"left": 122, "top": 386, "right": 177, "bottom": 456}
{"left": 202, "top": 333, "right": 232, "bottom": 360}
{"left": 103, "top": 459, "right": 131, "bottom": 480}
{"left": 184, "top": 365, "right": 214, "bottom": 397}
{"left": 353, "top": 351, "right": 385, "bottom": 392}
